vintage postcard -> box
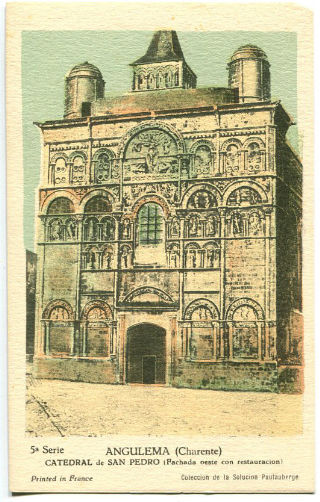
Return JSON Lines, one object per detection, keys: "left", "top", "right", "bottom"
{"left": 7, "top": 1, "right": 314, "bottom": 494}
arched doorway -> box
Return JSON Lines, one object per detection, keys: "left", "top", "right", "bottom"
{"left": 126, "top": 324, "right": 166, "bottom": 384}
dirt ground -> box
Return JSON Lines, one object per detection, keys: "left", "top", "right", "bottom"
{"left": 26, "top": 376, "right": 303, "bottom": 437}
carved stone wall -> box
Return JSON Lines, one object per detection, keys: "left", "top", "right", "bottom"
{"left": 34, "top": 101, "right": 302, "bottom": 392}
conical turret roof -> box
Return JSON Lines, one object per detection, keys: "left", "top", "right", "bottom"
{"left": 132, "top": 30, "right": 185, "bottom": 65}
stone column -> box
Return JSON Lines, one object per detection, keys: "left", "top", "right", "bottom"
{"left": 87, "top": 120, "right": 92, "bottom": 183}
{"left": 216, "top": 131, "right": 222, "bottom": 175}
{"left": 44, "top": 320, "right": 50, "bottom": 356}
{"left": 264, "top": 207, "right": 273, "bottom": 321}
{"left": 212, "top": 323, "right": 217, "bottom": 360}
{"left": 219, "top": 322, "right": 225, "bottom": 359}
{"left": 219, "top": 208, "right": 226, "bottom": 329}
{"left": 257, "top": 323, "right": 262, "bottom": 361}
{"left": 228, "top": 323, "right": 233, "bottom": 359}
{"left": 110, "top": 321, "right": 117, "bottom": 357}
{"left": 169, "top": 316, "right": 177, "bottom": 384}
{"left": 80, "top": 321, "right": 88, "bottom": 356}
{"left": 118, "top": 314, "right": 126, "bottom": 384}
{"left": 264, "top": 323, "right": 270, "bottom": 360}
{"left": 240, "top": 149, "right": 246, "bottom": 173}
{"left": 66, "top": 161, "right": 72, "bottom": 184}
{"left": 185, "top": 325, "right": 190, "bottom": 359}
{"left": 49, "top": 163, "right": 55, "bottom": 185}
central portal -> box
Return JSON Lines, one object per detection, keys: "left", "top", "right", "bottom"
{"left": 126, "top": 323, "right": 166, "bottom": 384}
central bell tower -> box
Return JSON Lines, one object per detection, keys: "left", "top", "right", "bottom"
{"left": 130, "top": 30, "right": 197, "bottom": 91}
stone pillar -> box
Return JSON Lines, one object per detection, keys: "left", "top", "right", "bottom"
{"left": 240, "top": 149, "right": 246, "bottom": 172}
{"left": 110, "top": 321, "right": 116, "bottom": 356}
{"left": 118, "top": 314, "right": 126, "bottom": 384}
{"left": 70, "top": 322, "right": 76, "bottom": 356}
{"left": 44, "top": 320, "right": 50, "bottom": 356}
{"left": 219, "top": 322, "right": 225, "bottom": 359}
{"left": 79, "top": 321, "right": 87, "bottom": 356}
{"left": 185, "top": 325, "right": 190, "bottom": 359}
{"left": 264, "top": 207, "right": 273, "bottom": 320}
{"left": 87, "top": 121, "right": 92, "bottom": 183}
{"left": 114, "top": 217, "right": 120, "bottom": 267}
{"left": 169, "top": 316, "right": 177, "bottom": 384}
{"left": 179, "top": 216, "right": 185, "bottom": 264}
{"left": 228, "top": 323, "right": 233, "bottom": 359}
{"left": 257, "top": 323, "right": 262, "bottom": 360}
{"left": 213, "top": 323, "right": 217, "bottom": 359}
{"left": 264, "top": 323, "right": 270, "bottom": 360}
{"left": 219, "top": 208, "right": 226, "bottom": 329}
{"left": 49, "top": 163, "right": 55, "bottom": 185}
{"left": 179, "top": 324, "right": 185, "bottom": 359}
{"left": 216, "top": 131, "right": 222, "bottom": 175}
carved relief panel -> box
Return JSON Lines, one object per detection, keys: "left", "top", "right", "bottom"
{"left": 123, "top": 128, "right": 179, "bottom": 179}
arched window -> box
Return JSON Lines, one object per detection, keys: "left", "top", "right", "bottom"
{"left": 185, "top": 243, "right": 201, "bottom": 268}
{"left": 187, "top": 303, "right": 218, "bottom": 360}
{"left": 71, "top": 155, "right": 85, "bottom": 184}
{"left": 83, "top": 217, "right": 99, "bottom": 241}
{"left": 53, "top": 157, "right": 68, "bottom": 185}
{"left": 86, "top": 306, "right": 110, "bottom": 357}
{"left": 94, "top": 152, "right": 111, "bottom": 183}
{"left": 204, "top": 242, "right": 220, "bottom": 268}
{"left": 47, "top": 197, "right": 74, "bottom": 214}
{"left": 231, "top": 305, "right": 259, "bottom": 359}
{"left": 101, "top": 216, "right": 115, "bottom": 240}
{"left": 45, "top": 302, "right": 74, "bottom": 356}
{"left": 187, "top": 190, "right": 216, "bottom": 209}
{"left": 187, "top": 214, "right": 201, "bottom": 237}
{"left": 227, "top": 187, "right": 262, "bottom": 206}
{"left": 138, "top": 203, "right": 163, "bottom": 245}
{"left": 102, "top": 246, "right": 114, "bottom": 269}
{"left": 84, "top": 196, "right": 111, "bottom": 213}
{"left": 167, "top": 243, "right": 179, "bottom": 268}
{"left": 194, "top": 145, "right": 213, "bottom": 176}
{"left": 247, "top": 142, "right": 263, "bottom": 172}
{"left": 224, "top": 143, "right": 240, "bottom": 175}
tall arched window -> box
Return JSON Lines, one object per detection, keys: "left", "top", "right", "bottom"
{"left": 138, "top": 203, "right": 163, "bottom": 245}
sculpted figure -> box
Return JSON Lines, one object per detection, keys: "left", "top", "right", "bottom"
{"left": 51, "top": 220, "right": 61, "bottom": 241}
{"left": 206, "top": 216, "right": 216, "bottom": 236}
{"left": 66, "top": 219, "right": 77, "bottom": 240}
{"left": 249, "top": 212, "right": 262, "bottom": 235}
{"left": 232, "top": 212, "right": 242, "bottom": 235}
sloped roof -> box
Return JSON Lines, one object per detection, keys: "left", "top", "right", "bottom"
{"left": 92, "top": 87, "right": 236, "bottom": 115}
{"left": 132, "top": 30, "right": 186, "bottom": 65}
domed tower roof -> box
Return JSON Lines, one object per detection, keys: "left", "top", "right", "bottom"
{"left": 230, "top": 44, "right": 269, "bottom": 62}
{"left": 228, "top": 44, "right": 271, "bottom": 103}
{"left": 66, "top": 61, "right": 103, "bottom": 79}
{"left": 64, "top": 61, "right": 105, "bottom": 119}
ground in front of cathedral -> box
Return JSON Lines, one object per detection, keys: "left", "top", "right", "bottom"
{"left": 26, "top": 375, "right": 302, "bottom": 437}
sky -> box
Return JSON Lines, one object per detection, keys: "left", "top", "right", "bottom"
{"left": 22, "top": 30, "right": 297, "bottom": 251}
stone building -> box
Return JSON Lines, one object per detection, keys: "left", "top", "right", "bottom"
{"left": 33, "top": 30, "right": 303, "bottom": 392}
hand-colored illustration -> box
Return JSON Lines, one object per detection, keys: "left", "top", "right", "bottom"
{"left": 26, "top": 30, "right": 303, "bottom": 435}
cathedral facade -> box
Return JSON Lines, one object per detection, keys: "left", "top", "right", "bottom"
{"left": 33, "top": 30, "right": 303, "bottom": 392}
